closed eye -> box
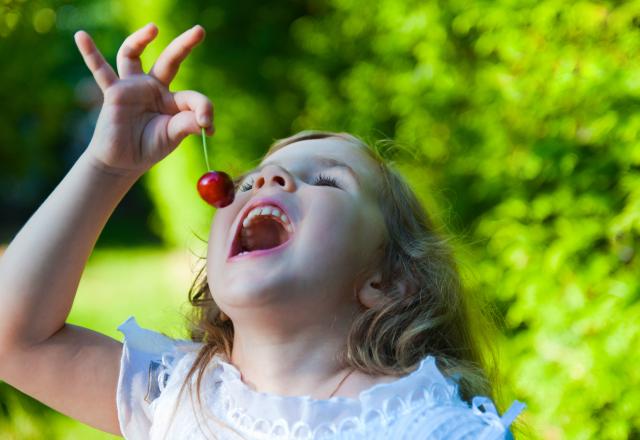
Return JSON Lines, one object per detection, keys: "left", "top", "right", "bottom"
{"left": 236, "top": 173, "right": 341, "bottom": 192}
{"left": 313, "top": 173, "right": 341, "bottom": 188}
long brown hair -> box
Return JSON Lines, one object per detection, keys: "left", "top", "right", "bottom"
{"left": 172, "top": 130, "right": 512, "bottom": 437}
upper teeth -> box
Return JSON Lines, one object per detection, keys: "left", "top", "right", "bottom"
{"left": 242, "top": 204, "right": 292, "bottom": 233}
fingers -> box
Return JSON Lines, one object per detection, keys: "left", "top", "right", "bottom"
{"left": 116, "top": 23, "right": 159, "bottom": 78}
{"left": 74, "top": 30, "right": 119, "bottom": 92}
{"left": 149, "top": 25, "right": 205, "bottom": 87}
{"left": 173, "top": 90, "right": 214, "bottom": 132}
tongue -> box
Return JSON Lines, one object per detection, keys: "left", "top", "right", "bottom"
{"left": 241, "top": 218, "right": 288, "bottom": 252}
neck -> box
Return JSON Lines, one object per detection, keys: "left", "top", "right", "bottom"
{"left": 229, "top": 307, "right": 358, "bottom": 399}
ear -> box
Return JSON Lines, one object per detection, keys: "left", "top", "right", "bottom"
{"left": 356, "top": 272, "right": 386, "bottom": 309}
{"left": 356, "top": 271, "right": 411, "bottom": 309}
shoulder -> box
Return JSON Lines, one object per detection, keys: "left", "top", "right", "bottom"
{"left": 116, "top": 316, "right": 202, "bottom": 391}
{"left": 382, "top": 356, "right": 525, "bottom": 440}
{"left": 353, "top": 356, "right": 526, "bottom": 440}
{"left": 387, "top": 387, "right": 526, "bottom": 440}
{"left": 115, "top": 316, "right": 202, "bottom": 439}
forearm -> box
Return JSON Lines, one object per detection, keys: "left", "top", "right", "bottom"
{"left": 0, "top": 150, "right": 141, "bottom": 349}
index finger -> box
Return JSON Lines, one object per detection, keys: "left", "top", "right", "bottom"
{"left": 74, "top": 30, "right": 119, "bottom": 92}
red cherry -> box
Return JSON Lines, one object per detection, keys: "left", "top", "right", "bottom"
{"left": 197, "top": 171, "right": 235, "bottom": 208}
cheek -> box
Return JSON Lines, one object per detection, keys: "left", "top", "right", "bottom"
{"left": 209, "top": 210, "right": 236, "bottom": 259}
{"left": 299, "top": 197, "right": 362, "bottom": 262}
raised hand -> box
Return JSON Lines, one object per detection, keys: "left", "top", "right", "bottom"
{"left": 74, "top": 23, "right": 214, "bottom": 177}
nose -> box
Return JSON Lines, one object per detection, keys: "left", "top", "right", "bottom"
{"left": 253, "top": 165, "right": 295, "bottom": 192}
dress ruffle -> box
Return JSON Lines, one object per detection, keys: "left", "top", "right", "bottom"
{"left": 171, "top": 352, "right": 525, "bottom": 439}
{"left": 209, "top": 353, "right": 465, "bottom": 438}
{"left": 117, "top": 316, "right": 526, "bottom": 440}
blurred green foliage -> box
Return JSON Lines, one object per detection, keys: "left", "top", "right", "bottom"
{"left": 1, "top": 0, "right": 640, "bottom": 438}
{"left": 280, "top": 1, "right": 640, "bottom": 439}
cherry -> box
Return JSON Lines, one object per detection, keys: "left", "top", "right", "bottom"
{"left": 197, "top": 128, "right": 235, "bottom": 208}
{"left": 198, "top": 170, "right": 234, "bottom": 208}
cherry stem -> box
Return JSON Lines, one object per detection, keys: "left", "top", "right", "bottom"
{"left": 201, "top": 127, "right": 211, "bottom": 172}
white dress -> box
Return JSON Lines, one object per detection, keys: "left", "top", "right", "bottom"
{"left": 116, "top": 316, "right": 526, "bottom": 440}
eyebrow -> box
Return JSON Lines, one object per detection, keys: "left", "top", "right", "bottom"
{"left": 233, "top": 156, "right": 361, "bottom": 187}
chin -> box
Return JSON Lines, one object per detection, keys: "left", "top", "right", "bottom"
{"left": 211, "top": 273, "right": 287, "bottom": 308}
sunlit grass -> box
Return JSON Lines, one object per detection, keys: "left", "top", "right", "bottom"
{"left": 0, "top": 245, "right": 207, "bottom": 439}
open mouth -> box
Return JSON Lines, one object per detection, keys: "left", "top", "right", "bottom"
{"left": 229, "top": 205, "right": 294, "bottom": 259}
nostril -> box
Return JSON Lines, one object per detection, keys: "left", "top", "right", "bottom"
{"left": 274, "top": 176, "right": 285, "bottom": 186}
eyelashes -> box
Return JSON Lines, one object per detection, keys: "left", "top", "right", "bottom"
{"left": 238, "top": 179, "right": 254, "bottom": 192}
{"left": 237, "top": 173, "right": 341, "bottom": 192}
{"left": 313, "top": 173, "right": 341, "bottom": 188}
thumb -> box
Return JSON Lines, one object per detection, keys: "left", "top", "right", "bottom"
{"left": 166, "top": 111, "right": 212, "bottom": 146}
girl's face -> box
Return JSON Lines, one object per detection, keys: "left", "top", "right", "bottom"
{"left": 207, "top": 138, "right": 386, "bottom": 326}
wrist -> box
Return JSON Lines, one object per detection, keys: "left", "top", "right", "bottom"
{"left": 79, "top": 151, "right": 144, "bottom": 182}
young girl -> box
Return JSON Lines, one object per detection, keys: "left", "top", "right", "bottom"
{"left": 0, "top": 23, "right": 526, "bottom": 439}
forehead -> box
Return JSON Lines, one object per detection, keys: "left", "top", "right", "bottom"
{"left": 263, "top": 138, "right": 380, "bottom": 190}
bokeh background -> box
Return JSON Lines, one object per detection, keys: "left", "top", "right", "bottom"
{"left": 1, "top": 0, "right": 639, "bottom": 438}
